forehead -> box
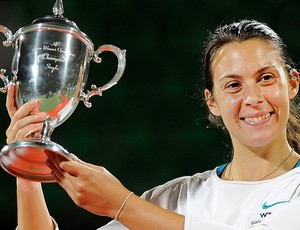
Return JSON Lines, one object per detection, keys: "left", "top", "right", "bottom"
{"left": 211, "top": 39, "right": 283, "bottom": 79}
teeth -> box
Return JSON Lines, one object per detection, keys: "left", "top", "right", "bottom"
{"left": 244, "top": 113, "right": 271, "bottom": 123}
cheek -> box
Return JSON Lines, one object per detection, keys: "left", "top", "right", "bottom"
{"left": 216, "top": 95, "right": 242, "bottom": 119}
{"left": 267, "top": 85, "right": 290, "bottom": 108}
{"left": 270, "top": 90, "right": 290, "bottom": 117}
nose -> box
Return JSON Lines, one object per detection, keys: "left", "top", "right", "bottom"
{"left": 243, "top": 85, "right": 263, "bottom": 106}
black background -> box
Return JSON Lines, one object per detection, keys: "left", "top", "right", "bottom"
{"left": 0, "top": 0, "right": 300, "bottom": 229}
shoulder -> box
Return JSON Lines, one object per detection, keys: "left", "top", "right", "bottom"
{"left": 141, "top": 169, "right": 216, "bottom": 209}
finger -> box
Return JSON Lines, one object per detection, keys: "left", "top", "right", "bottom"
{"left": 46, "top": 155, "right": 78, "bottom": 193}
{"left": 59, "top": 160, "right": 87, "bottom": 177}
{"left": 10, "top": 99, "right": 41, "bottom": 125}
{"left": 53, "top": 171, "right": 73, "bottom": 191}
{"left": 7, "top": 114, "right": 45, "bottom": 135}
{"left": 67, "top": 154, "right": 98, "bottom": 171}
{"left": 66, "top": 156, "right": 102, "bottom": 170}
{"left": 6, "top": 83, "right": 17, "bottom": 119}
{"left": 31, "top": 131, "right": 41, "bottom": 139}
{"left": 6, "top": 113, "right": 46, "bottom": 144}
{"left": 56, "top": 154, "right": 69, "bottom": 164}
{"left": 7, "top": 99, "right": 43, "bottom": 137}
{"left": 55, "top": 177, "right": 78, "bottom": 204}
{"left": 70, "top": 153, "right": 80, "bottom": 162}
{"left": 63, "top": 157, "right": 109, "bottom": 177}
{"left": 46, "top": 152, "right": 68, "bottom": 175}
{"left": 6, "top": 123, "right": 43, "bottom": 144}
{"left": 46, "top": 158, "right": 67, "bottom": 181}
{"left": 80, "top": 162, "right": 105, "bottom": 172}
{"left": 48, "top": 161, "right": 78, "bottom": 200}
{"left": 46, "top": 152, "right": 79, "bottom": 180}
{"left": 46, "top": 152, "right": 68, "bottom": 167}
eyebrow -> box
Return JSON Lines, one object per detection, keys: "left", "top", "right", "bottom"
{"left": 218, "top": 65, "right": 278, "bottom": 82}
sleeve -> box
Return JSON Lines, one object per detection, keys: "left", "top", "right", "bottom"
{"left": 97, "top": 220, "right": 128, "bottom": 230}
{"left": 185, "top": 197, "right": 300, "bottom": 230}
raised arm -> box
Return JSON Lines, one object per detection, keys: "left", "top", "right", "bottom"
{"left": 5, "top": 84, "right": 54, "bottom": 230}
{"left": 16, "top": 178, "right": 54, "bottom": 230}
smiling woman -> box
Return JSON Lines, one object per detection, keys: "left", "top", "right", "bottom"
{"left": 5, "top": 19, "right": 300, "bottom": 230}
{"left": 205, "top": 39, "right": 297, "bottom": 150}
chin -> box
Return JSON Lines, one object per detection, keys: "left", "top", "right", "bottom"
{"left": 246, "top": 136, "right": 277, "bottom": 148}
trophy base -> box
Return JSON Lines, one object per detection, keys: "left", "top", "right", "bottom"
{"left": 0, "top": 139, "right": 73, "bottom": 183}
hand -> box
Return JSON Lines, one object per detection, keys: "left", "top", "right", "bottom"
{"left": 46, "top": 153, "right": 131, "bottom": 218}
{"left": 5, "top": 84, "right": 46, "bottom": 144}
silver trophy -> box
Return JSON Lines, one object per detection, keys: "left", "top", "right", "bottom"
{"left": 0, "top": 0, "right": 126, "bottom": 182}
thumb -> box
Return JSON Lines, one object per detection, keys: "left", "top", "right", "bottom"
{"left": 78, "top": 161, "right": 101, "bottom": 171}
{"left": 70, "top": 155, "right": 103, "bottom": 172}
{"left": 59, "top": 160, "right": 85, "bottom": 177}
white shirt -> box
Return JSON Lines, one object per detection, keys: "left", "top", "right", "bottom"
{"left": 100, "top": 163, "right": 300, "bottom": 229}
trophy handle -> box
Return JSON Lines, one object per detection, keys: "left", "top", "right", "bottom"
{"left": 0, "top": 26, "right": 13, "bottom": 93}
{"left": 0, "top": 70, "right": 17, "bottom": 93}
{"left": 80, "top": 44, "right": 126, "bottom": 108}
{"left": 0, "top": 69, "right": 9, "bottom": 93}
{"left": 0, "top": 25, "right": 13, "bottom": 47}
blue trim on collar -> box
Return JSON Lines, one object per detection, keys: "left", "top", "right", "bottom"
{"left": 217, "top": 159, "right": 300, "bottom": 177}
{"left": 294, "top": 159, "right": 300, "bottom": 168}
{"left": 217, "top": 163, "right": 228, "bottom": 177}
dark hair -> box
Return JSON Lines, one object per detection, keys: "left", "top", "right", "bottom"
{"left": 202, "top": 19, "right": 300, "bottom": 153}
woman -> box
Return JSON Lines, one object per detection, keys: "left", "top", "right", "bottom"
{"left": 7, "top": 19, "right": 300, "bottom": 229}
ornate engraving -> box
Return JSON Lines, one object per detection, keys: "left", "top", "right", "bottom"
{"left": 34, "top": 41, "right": 75, "bottom": 73}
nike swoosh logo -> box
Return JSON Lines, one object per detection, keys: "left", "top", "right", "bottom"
{"left": 262, "top": 201, "right": 289, "bottom": 209}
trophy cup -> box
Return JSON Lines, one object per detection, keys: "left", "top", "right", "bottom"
{"left": 0, "top": 0, "right": 126, "bottom": 182}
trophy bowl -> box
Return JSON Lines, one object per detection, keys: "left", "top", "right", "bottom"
{"left": 0, "top": 0, "right": 126, "bottom": 182}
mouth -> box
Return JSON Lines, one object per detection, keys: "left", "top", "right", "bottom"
{"left": 240, "top": 112, "right": 274, "bottom": 124}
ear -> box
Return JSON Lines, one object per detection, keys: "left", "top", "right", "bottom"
{"left": 288, "top": 69, "right": 299, "bottom": 100}
{"left": 204, "top": 89, "right": 221, "bottom": 116}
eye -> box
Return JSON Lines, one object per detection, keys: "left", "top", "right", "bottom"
{"left": 225, "top": 81, "right": 242, "bottom": 92}
{"left": 258, "top": 74, "right": 276, "bottom": 85}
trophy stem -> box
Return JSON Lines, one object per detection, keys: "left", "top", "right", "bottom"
{"left": 41, "top": 116, "right": 54, "bottom": 141}
{"left": 0, "top": 114, "right": 72, "bottom": 182}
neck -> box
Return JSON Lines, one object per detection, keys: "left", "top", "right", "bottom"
{"left": 223, "top": 144, "right": 299, "bottom": 181}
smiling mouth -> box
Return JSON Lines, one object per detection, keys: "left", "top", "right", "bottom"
{"left": 241, "top": 112, "right": 274, "bottom": 123}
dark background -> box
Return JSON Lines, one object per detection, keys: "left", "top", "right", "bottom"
{"left": 0, "top": 0, "right": 299, "bottom": 229}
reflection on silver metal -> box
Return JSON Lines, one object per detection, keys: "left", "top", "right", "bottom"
{"left": 0, "top": 0, "right": 126, "bottom": 182}
{"left": 0, "top": 69, "right": 9, "bottom": 93}
{"left": 1, "top": 140, "right": 73, "bottom": 182}
{"left": 53, "top": 0, "right": 64, "bottom": 16}
{"left": 0, "top": 25, "right": 13, "bottom": 47}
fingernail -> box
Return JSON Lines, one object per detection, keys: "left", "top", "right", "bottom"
{"left": 37, "top": 113, "right": 47, "bottom": 119}
{"left": 8, "top": 83, "right": 15, "bottom": 88}
{"left": 30, "top": 99, "right": 38, "bottom": 107}
{"left": 70, "top": 153, "right": 79, "bottom": 161}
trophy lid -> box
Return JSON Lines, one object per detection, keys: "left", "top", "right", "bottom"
{"left": 12, "top": 0, "right": 94, "bottom": 58}
{"left": 31, "top": 0, "right": 80, "bottom": 30}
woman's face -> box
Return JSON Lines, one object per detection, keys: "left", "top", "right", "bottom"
{"left": 205, "top": 39, "right": 298, "bottom": 148}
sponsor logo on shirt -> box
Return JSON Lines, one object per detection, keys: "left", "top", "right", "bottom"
{"left": 248, "top": 200, "right": 290, "bottom": 227}
{"left": 261, "top": 201, "right": 289, "bottom": 209}
{"left": 249, "top": 212, "right": 272, "bottom": 227}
